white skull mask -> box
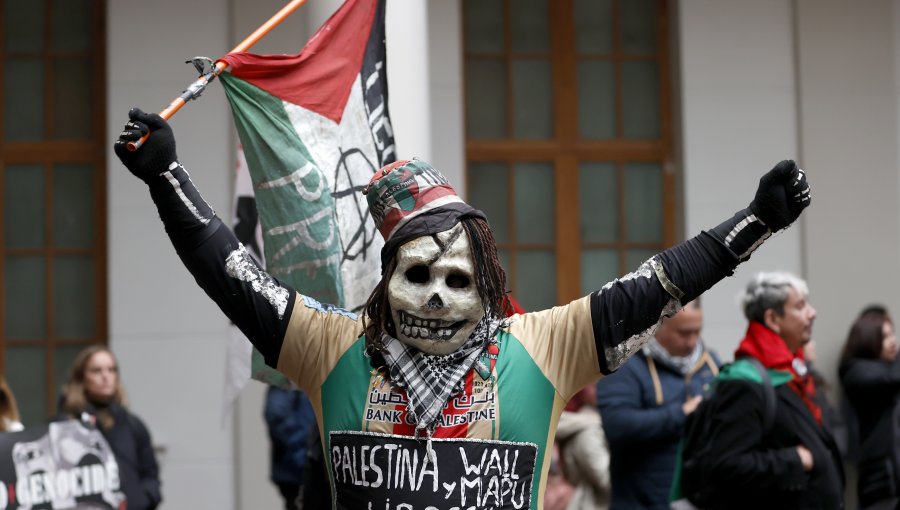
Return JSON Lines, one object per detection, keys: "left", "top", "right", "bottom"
{"left": 388, "top": 224, "right": 485, "bottom": 355}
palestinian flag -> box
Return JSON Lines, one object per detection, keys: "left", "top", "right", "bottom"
{"left": 219, "top": 0, "right": 393, "bottom": 310}
{"left": 218, "top": 0, "right": 394, "bottom": 387}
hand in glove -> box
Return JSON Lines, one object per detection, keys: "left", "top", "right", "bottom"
{"left": 748, "top": 159, "right": 811, "bottom": 231}
{"left": 648, "top": 161, "right": 810, "bottom": 312}
{"left": 113, "top": 108, "right": 216, "bottom": 244}
{"left": 113, "top": 108, "right": 178, "bottom": 183}
{"left": 709, "top": 160, "right": 810, "bottom": 261}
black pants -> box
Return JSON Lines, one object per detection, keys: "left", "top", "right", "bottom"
{"left": 277, "top": 484, "right": 303, "bottom": 510}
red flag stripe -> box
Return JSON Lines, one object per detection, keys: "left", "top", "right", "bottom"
{"left": 218, "top": 0, "right": 377, "bottom": 123}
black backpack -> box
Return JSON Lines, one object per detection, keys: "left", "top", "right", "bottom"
{"left": 679, "top": 357, "right": 776, "bottom": 507}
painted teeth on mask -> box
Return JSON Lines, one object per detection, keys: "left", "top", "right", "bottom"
{"left": 398, "top": 311, "right": 461, "bottom": 340}
{"left": 399, "top": 311, "right": 454, "bottom": 329}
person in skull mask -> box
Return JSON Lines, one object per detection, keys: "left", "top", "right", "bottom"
{"left": 114, "top": 109, "right": 809, "bottom": 509}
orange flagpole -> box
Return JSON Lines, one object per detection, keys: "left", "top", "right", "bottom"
{"left": 127, "top": 0, "right": 309, "bottom": 151}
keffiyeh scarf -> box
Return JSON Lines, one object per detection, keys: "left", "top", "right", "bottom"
{"left": 381, "top": 316, "right": 505, "bottom": 434}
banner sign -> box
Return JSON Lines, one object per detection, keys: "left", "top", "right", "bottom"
{"left": 0, "top": 420, "right": 124, "bottom": 510}
{"left": 329, "top": 431, "right": 536, "bottom": 510}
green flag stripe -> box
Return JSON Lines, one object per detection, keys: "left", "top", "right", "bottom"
{"left": 221, "top": 72, "right": 345, "bottom": 306}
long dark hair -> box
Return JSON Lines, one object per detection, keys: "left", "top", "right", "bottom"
{"left": 840, "top": 308, "right": 892, "bottom": 362}
{"left": 362, "top": 216, "right": 510, "bottom": 357}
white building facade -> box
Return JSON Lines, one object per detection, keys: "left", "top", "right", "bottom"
{"left": 3, "top": 0, "right": 899, "bottom": 507}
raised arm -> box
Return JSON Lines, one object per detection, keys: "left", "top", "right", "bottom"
{"left": 592, "top": 161, "right": 810, "bottom": 373}
{"left": 114, "top": 109, "right": 293, "bottom": 367}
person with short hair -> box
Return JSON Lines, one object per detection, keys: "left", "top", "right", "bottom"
{"left": 839, "top": 306, "right": 900, "bottom": 509}
{"left": 597, "top": 300, "right": 719, "bottom": 509}
{"left": 680, "top": 272, "right": 844, "bottom": 509}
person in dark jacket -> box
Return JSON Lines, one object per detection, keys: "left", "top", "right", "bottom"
{"left": 597, "top": 300, "right": 719, "bottom": 509}
{"left": 265, "top": 386, "right": 316, "bottom": 509}
{"left": 688, "top": 271, "right": 844, "bottom": 509}
{"left": 805, "top": 339, "right": 850, "bottom": 457}
{"left": 59, "top": 345, "right": 162, "bottom": 510}
{"left": 839, "top": 306, "right": 900, "bottom": 509}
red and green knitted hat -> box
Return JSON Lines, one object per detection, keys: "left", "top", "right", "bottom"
{"left": 364, "top": 159, "right": 485, "bottom": 268}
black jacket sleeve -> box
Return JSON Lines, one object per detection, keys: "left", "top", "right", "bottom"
{"left": 840, "top": 358, "right": 900, "bottom": 397}
{"left": 131, "top": 413, "right": 162, "bottom": 509}
{"left": 591, "top": 232, "right": 738, "bottom": 374}
{"left": 705, "top": 381, "right": 807, "bottom": 493}
{"left": 145, "top": 162, "right": 295, "bottom": 367}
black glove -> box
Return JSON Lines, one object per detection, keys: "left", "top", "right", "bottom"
{"left": 114, "top": 107, "right": 217, "bottom": 249}
{"left": 708, "top": 160, "right": 810, "bottom": 262}
{"left": 748, "top": 159, "right": 810, "bottom": 231}
{"left": 113, "top": 108, "right": 178, "bottom": 183}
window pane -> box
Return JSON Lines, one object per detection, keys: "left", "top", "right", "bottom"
{"left": 54, "top": 345, "right": 88, "bottom": 403}
{"left": 581, "top": 249, "right": 618, "bottom": 295}
{"left": 514, "top": 162, "right": 554, "bottom": 244}
{"left": 624, "top": 162, "right": 662, "bottom": 243}
{"left": 511, "top": 0, "right": 549, "bottom": 53}
{"left": 52, "top": 0, "right": 91, "bottom": 51}
{"left": 516, "top": 251, "right": 556, "bottom": 311}
{"left": 4, "top": 58, "right": 45, "bottom": 141}
{"left": 463, "top": 0, "right": 504, "bottom": 54}
{"left": 4, "top": 0, "right": 45, "bottom": 53}
{"left": 53, "top": 59, "right": 93, "bottom": 139}
{"left": 577, "top": 60, "right": 615, "bottom": 139}
{"left": 466, "top": 59, "right": 507, "bottom": 139}
{"left": 54, "top": 256, "right": 96, "bottom": 338}
{"left": 4, "top": 165, "right": 46, "bottom": 249}
{"left": 4, "top": 256, "right": 47, "bottom": 339}
{"left": 574, "top": 0, "right": 612, "bottom": 54}
{"left": 468, "top": 162, "right": 509, "bottom": 243}
{"left": 621, "top": 0, "right": 658, "bottom": 54}
{"left": 626, "top": 248, "right": 658, "bottom": 273}
{"left": 622, "top": 61, "right": 660, "bottom": 138}
{"left": 579, "top": 162, "right": 617, "bottom": 243}
{"left": 53, "top": 164, "right": 95, "bottom": 248}
{"left": 5, "top": 346, "right": 47, "bottom": 426}
{"left": 512, "top": 59, "right": 552, "bottom": 139}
